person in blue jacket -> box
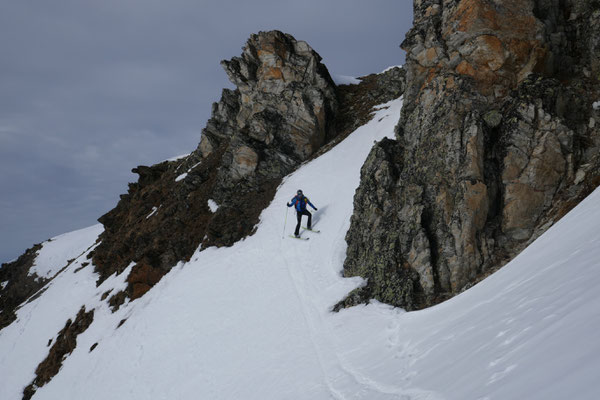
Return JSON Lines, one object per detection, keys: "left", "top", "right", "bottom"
{"left": 287, "top": 189, "right": 317, "bottom": 237}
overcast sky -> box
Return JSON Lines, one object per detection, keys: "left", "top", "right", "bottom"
{"left": 0, "top": 0, "right": 413, "bottom": 263}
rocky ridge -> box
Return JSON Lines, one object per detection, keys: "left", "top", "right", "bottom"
{"left": 340, "top": 0, "right": 600, "bottom": 310}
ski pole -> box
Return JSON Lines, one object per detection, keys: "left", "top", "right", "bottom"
{"left": 282, "top": 206, "right": 289, "bottom": 238}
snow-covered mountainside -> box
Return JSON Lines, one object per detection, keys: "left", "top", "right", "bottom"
{"left": 2, "top": 96, "right": 599, "bottom": 399}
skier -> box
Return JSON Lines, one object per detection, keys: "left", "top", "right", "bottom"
{"left": 287, "top": 189, "right": 317, "bottom": 238}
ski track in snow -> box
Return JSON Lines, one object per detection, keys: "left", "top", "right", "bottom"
{"left": 276, "top": 98, "right": 434, "bottom": 399}
{"left": 2, "top": 95, "right": 600, "bottom": 399}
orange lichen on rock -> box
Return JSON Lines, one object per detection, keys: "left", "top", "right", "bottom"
{"left": 127, "top": 263, "right": 164, "bottom": 299}
{"left": 453, "top": 0, "right": 538, "bottom": 36}
{"left": 473, "top": 35, "right": 506, "bottom": 71}
{"left": 456, "top": 60, "right": 477, "bottom": 77}
{"left": 256, "top": 40, "right": 288, "bottom": 60}
{"left": 426, "top": 66, "right": 441, "bottom": 85}
{"left": 264, "top": 67, "right": 284, "bottom": 80}
{"left": 446, "top": 0, "right": 547, "bottom": 92}
{"left": 453, "top": 0, "right": 501, "bottom": 32}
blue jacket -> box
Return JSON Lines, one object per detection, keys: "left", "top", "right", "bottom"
{"left": 288, "top": 195, "right": 316, "bottom": 212}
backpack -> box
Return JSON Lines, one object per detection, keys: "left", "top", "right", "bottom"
{"left": 294, "top": 195, "right": 308, "bottom": 211}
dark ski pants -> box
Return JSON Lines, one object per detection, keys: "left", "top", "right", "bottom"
{"left": 295, "top": 210, "right": 312, "bottom": 236}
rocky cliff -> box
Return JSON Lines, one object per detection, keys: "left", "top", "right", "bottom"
{"left": 340, "top": 0, "right": 600, "bottom": 310}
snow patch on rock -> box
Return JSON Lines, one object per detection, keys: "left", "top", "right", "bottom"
{"left": 146, "top": 207, "right": 159, "bottom": 219}
{"left": 165, "top": 153, "right": 190, "bottom": 162}
{"left": 332, "top": 74, "right": 361, "bottom": 85}
{"left": 381, "top": 65, "right": 403, "bottom": 73}
{"left": 207, "top": 200, "right": 219, "bottom": 213}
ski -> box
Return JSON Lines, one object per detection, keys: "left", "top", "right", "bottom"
{"left": 302, "top": 227, "right": 320, "bottom": 233}
{"left": 289, "top": 235, "right": 309, "bottom": 240}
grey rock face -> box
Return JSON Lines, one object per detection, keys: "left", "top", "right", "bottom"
{"left": 341, "top": 0, "right": 600, "bottom": 310}
{"left": 200, "top": 30, "right": 337, "bottom": 170}
{"left": 340, "top": 139, "right": 426, "bottom": 310}
{"left": 199, "top": 30, "right": 339, "bottom": 228}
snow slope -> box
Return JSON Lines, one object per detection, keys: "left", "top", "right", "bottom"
{"left": 29, "top": 225, "right": 103, "bottom": 279}
{"left": 2, "top": 96, "right": 600, "bottom": 399}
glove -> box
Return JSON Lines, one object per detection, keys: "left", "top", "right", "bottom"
{"left": 315, "top": 208, "right": 318, "bottom": 211}
{"left": 286, "top": 203, "right": 290, "bottom": 207}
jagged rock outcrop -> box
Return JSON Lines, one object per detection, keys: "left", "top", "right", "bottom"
{"left": 340, "top": 0, "right": 600, "bottom": 310}
{"left": 203, "top": 31, "right": 337, "bottom": 162}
